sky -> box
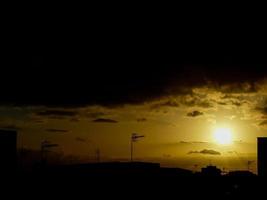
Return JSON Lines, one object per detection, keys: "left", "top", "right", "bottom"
{"left": 1, "top": 49, "right": 267, "bottom": 173}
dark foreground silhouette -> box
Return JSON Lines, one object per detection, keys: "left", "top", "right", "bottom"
{"left": 1, "top": 162, "right": 265, "bottom": 198}
{"left": 0, "top": 130, "right": 265, "bottom": 198}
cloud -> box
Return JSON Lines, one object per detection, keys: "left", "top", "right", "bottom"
{"left": 70, "top": 118, "right": 80, "bottom": 122}
{"left": 231, "top": 100, "right": 242, "bottom": 107}
{"left": 179, "top": 141, "right": 207, "bottom": 144}
{"left": 137, "top": 118, "right": 147, "bottom": 122}
{"left": 257, "top": 107, "right": 267, "bottom": 115}
{"left": 36, "top": 110, "right": 78, "bottom": 117}
{"left": 150, "top": 100, "right": 179, "bottom": 110}
{"left": 162, "top": 141, "right": 209, "bottom": 147}
{"left": 187, "top": 111, "right": 204, "bottom": 117}
{"left": 1, "top": 56, "right": 267, "bottom": 107}
{"left": 34, "top": 120, "right": 45, "bottom": 124}
{"left": 217, "top": 101, "right": 227, "bottom": 105}
{"left": 234, "top": 140, "right": 244, "bottom": 144}
{"left": 217, "top": 82, "right": 258, "bottom": 94}
{"left": 45, "top": 129, "right": 69, "bottom": 133}
{"left": 188, "top": 149, "right": 221, "bottom": 155}
{"left": 75, "top": 137, "right": 87, "bottom": 142}
{"left": 218, "top": 94, "right": 248, "bottom": 107}
{"left": 180, "top": 95, "right": 213, "bottom": 108}
{"left": 93, "top": 118, "right": 118, "bottom": 123}
{"left": 259, "top": 120, "right": 267, "bottom": 126}
{"left": 179, "top": 141, "right": 190, "bottom": 144}
{"left": 191, "top": 141, "right": 207, "bottom": 144}
{"left": 84, "top": 112, "right": 106, "bottom": 119}
{"left": 0, "top": 125, "right": 22, "bottom": 130}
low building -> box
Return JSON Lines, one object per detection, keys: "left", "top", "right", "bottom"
{"left": 200, "top": 165, "right": 221, "bottom": 176}
{"left": 226, "top": 170, "right": 256, "bottom": 177}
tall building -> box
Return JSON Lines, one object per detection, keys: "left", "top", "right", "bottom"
{"left": 0, "top": 130, "right": 17, "bottom": 172}
{"left": 258, "top": 137, "right": 267, "bottom": 176}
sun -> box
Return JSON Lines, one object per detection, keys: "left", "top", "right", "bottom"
{"left": 213, "top": 127, "right": 233, "bottom": 145}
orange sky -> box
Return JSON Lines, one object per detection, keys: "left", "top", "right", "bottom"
{"left": 1, "top": 81, "right": 267, "bottom": 173}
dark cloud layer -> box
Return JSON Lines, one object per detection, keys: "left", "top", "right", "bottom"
{"left": 1, "top": 53, "right": 267, "bottom": 107}
{"left": 45, "top": 129, "right": 69, "bottom": 133}
{"left": 70, "top": 118, "right": 80, "bottom": 122}
{"left": 150, "top": 100, "right": 179, "bottom": 110}
{"left": 75, "top": 137, "right": 87, "bottom": 142}
{"left": 92, "top": 118, "right": 118, "bottom": 123}
{"left": 188, "top": 149, "right": 221, "bottom": 155}
{"left": 257, "top": 107, "right": 267, "bottom": 115}
{"left": 259, "top": 120, "right": 267, "bottom": 126}
{"left": 187, "top": 111, "right": 204, "bottom": 117}
{"left": 85, "top": 112, "right": 106, "bottom": 119}
{"left": 179, "top": 141, "right": 208, "bottom": 144}
{"left": 34, "top": 120, "right": 45, "bottom": 124}
{"left": 137, "top": 118, "right": 147, "bottom": 122}
{"left": 180, "top": 95, "right": 214, "bottom": 108}
{"left": 0, "top": 125, "right": 22, "bottom": 131}
{"left": 36, "top": 110, "right": 78, "bottom": 117}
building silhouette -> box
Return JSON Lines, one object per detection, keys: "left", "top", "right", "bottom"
{"left": 0, "top": 130, "right": 17, "bottom": 173}
{"left": 226, "top": 170, "right": 256, "bottom": 177}
{"left": 258, "top": 137, "right": 267, "bottom": 176}
{"left": 39, "top": 161, "right": 195, "bottom": 178}
{"left": 200, "top": 165, "right": 221, "bottom": 176}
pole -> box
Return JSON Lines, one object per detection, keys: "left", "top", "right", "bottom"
{"left": 96, "top": 148, "right": 100, "bottom": 163}
{"left": 131, "top": 136, "right": 133, "bottom": 162}
{"left": 41, "top": 144, "right": 45, "bottom": 165}
{"left": 130, "top": 133, "right": 144, "bottom": 162}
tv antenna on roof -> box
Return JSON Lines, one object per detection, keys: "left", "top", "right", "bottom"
{"left": 131, "top": 133, "right": 144, "bottom": 162}
{"left": 234, "top": 151, "right": 255, "bottom": 172}
{"left": 96, "top": 148, "right": 101, "bottom": 163}
{"left": 247, "top": 160, "right": 255, "bottom": 172}
{"left": 41, "top": 140, "right": 59, "bottom": 165}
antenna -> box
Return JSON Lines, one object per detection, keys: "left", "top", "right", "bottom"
{"left": 41, "top": 140, "right": 59, "bottom": 165}
{"left": 234, "top": 151, "right": 255, "bottom": 172}
{"left": 131, "top": 133, "right": 145, "bottom": 162}
{"left": 222, "top": 167, "right": 228, "bottom": 175}
{"left": 96, "top": 148, "right": 101, "bottom": 163}
{"left": 247, "top": 160, "right": 255, "bottom": 171}
{"left": 193, "top": 164, "right": 198, "bottom": 172}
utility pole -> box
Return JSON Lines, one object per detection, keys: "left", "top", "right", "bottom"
{"left": 41, "top": 140, "right": 58, "bottom": 166}
{"left": 130, "top": 133, "right": 144, "bottom": 162}
{"left": 96, "top": 148, "right": 100, "bottom": 163}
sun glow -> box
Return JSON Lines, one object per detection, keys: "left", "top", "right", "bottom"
{"left": 214, "top": 127, "right": 233, "bottom": 145}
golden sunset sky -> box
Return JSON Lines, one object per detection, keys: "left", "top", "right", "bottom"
{"left": 1, "top": 78, "right": 267, "bottom": 173}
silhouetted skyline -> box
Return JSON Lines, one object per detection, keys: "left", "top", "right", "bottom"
{"left": 2, "top": 12, "right": 267, "bottom": 197}
{"left": 1, "top": 54, "right": 267, "bottom": 174}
